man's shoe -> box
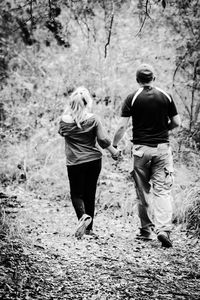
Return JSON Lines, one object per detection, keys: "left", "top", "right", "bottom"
{"left": 75, "top": 214, "right": 92, "bottom": 239}
{"left": 157, "top": 231, "right": 173, "bottom": 248}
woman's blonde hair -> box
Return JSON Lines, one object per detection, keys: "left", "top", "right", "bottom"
{"left": 69, "top": 86, "right": 93, "bottom": 128}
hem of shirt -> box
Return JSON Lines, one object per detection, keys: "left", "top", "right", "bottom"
{"left": 66, "top": 156, "right": 102, "bottom": 166}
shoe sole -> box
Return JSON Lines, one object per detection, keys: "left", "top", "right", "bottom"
{"left": 75, "top": 215, "right": 92, "bottom": 239}
{"left": 135, "top": 235, "right": 153, "bottom": 241}
{"left": 157, "top": 234, "right": 173, "bottom": 248}
{"left": 85, "top": 233, "right": 99, "bottom": 239}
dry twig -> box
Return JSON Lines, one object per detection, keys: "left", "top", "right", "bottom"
{"left": 104, "top": 1, "right": 115, "bottom": 58}
{"left": 136, "top": 0, "right": 151, "bottom": 36}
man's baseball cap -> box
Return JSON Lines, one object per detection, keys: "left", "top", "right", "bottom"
{"left": 136, "top": 64, "right": 154, "bottom": 82}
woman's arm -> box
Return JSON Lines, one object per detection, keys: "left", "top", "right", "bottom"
{"left": 96, "top": 119, "right": 119, "bottom": 157}
{"left": 58, "top": 120, "right": 70, "bottom": 136}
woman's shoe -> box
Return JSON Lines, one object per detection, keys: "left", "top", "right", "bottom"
{"left": 75, "top": 214, "right": 92, "bottom": 239}
{"left": 135, "top": 228, "right": 155, "bottom": 241}
{"left": 135, "top": 233, "right": 154, "bottom": 241}
{"left": 85, "top": 229, "right": 99, "bottom": 239}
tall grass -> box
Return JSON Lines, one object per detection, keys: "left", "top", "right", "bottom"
{"left": 1, "top": 100, "right": 200, "bottom": 237}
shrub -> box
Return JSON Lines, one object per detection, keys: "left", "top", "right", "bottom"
{"left": 185, "top": 191, "right": 200, "bottom": 238}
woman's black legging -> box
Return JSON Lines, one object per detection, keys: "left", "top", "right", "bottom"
{"left": 67, "top": 159, "right": 102, "bottom": 230}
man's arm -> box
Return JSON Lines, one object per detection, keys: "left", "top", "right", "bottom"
{"left": 168, "top": 114, "right": 181, "bottom": 130}
{"left": 113, "top": 117, "right": 130, "bottom": 147}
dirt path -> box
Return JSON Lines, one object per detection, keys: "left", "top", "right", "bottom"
{"left": 0, "top": 157, "right": 199, "bottom": 300}
{"left": 1, "top": 165, "right": 199, "bottom": 300}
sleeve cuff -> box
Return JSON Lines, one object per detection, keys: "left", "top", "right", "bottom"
{"left": 97, "top": 138, "right": 111, "bottom": 149}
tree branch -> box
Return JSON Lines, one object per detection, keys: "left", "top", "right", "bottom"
{"left": 172, "top": 85, "right": 191, "bottom": 118}
{"left": 104, "top": 1, "right": 114, "bottom": 58}
{"left": 48, "top": 0, "right": 52, "bottom": 19}
{"left": 192, "top": 59, "right": 200, "bottom": 125}
{"left": 136, "top": 0, "right": 151, "bottom": 36}
{"left": 30, "top": 0, "right": 33, "bottom": 30}
{"left": 173, "top": 52, "right": 188, "bottom": 82}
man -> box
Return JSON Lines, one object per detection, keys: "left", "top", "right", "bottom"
{"left": 113, "top": 64, "right": 181, "bottom": 248}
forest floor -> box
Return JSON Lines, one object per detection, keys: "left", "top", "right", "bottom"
{"left": 0, "top": 160, "right": 200, "bottom": 300}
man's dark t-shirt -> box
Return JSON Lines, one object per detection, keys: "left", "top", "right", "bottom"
{"left": 121, "top": 86, "right": 178, "bottom": 146}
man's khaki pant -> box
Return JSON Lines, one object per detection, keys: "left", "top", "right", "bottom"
{"left": 131, "top": 143, "right": 174, "bottom": 234}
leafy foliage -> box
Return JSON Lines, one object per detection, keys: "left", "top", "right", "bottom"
{"left": 0, "top": 6, "right": 199, "bottom": 300}
{"left": 186, "top": 193, "right": 200, "bottom": 238}
{"left": 0, "top": 0, "right": 169, "bottom": 82}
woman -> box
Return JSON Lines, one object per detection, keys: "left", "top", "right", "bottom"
{"left": 58, "top": 87, "right": 119, "bottom": 239}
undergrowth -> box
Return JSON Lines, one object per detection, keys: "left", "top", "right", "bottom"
{"left": 1, "top": 102, "right": 200, "bottom": 238}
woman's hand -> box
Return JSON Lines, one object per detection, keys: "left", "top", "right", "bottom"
{"left": 111, "top": 150, "right": 122, "bottom": 161}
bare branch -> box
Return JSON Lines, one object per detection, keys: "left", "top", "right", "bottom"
{"left": 12, "top": 14, "right": 48, "bottom": 33}
{"left": 74, "top": 17, "right": 89, "bottom": 39}
{"left": 9, "top": 1, "right": 33, "bottom": 12}
{"left": 191, "top": 59, "right": 200, "bottom": 125}
{"left": 144, "top": 0, "right": 151, "bottom": 18}
{"left": 48, "top": 0, "right": 52, "bottom": 19}
{"left": 172, "top": 85, "right": 191, "bottom": 117}
{"left": 12, "top": 17, "right": 32, "bottom": 33}
{"left": 30, "top": 0, "right": 33, "bottom": 30}
{"left": 104, "top": 1, "right": 115, "bottom": 58}
{"left": 136, "top": 0, "right": 151, "bottom": 36}
{"left": 173, "top": 52, "right": 189, "bottom": 82}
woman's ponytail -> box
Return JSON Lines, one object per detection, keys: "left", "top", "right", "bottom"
{"left": 69, "top": 87, "right": 93, "bottom": 128}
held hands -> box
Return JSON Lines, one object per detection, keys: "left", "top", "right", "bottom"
{"left": 107, "top": 145, "right": 123, "bottom": 161}
{"left": 111, "top": 149, "right": 123, "bottom": 161}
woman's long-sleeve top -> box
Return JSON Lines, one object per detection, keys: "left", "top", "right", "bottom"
{"left": 58, "top": 114, "right": 111, "bottom": 166}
